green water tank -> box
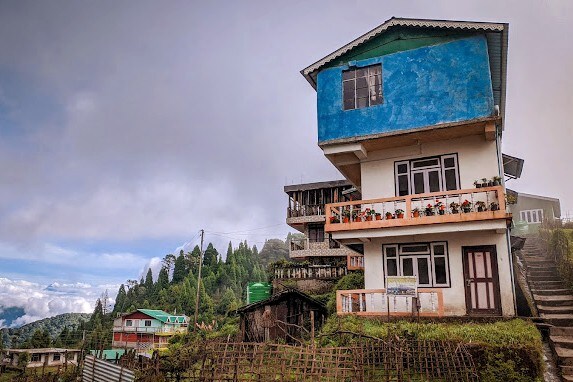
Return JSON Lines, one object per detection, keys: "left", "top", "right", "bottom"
{"left": 247, "top": 282, "right": 272, "bottom": 304}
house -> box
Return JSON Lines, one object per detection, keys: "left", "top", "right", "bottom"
{"left": 278, "top": 180, "right": 363, "bottom": 293}
{"left": 1, "top": 348, "right": 80, "bottom": 368}
{"left": 237, "top": 289, "right": 327, "bottom": 343}
{"left": 299, "top": 17, "right": 515, "bottom": 317}
{"left": 509, "top": 192, "right": 561, "bottom": 233}
{"left": 112, "top": 309, "right": 188, "bottom": 351}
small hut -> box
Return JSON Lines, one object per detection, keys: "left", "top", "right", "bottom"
{"left": 237, "top": 289, "right": 327, "bottom": 343}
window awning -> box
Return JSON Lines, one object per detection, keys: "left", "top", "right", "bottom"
{"left": 503, "top": 154, "right": 524, "bottom": 179}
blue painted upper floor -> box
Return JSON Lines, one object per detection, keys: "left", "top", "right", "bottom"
{"left": 316, "top": 35, "right": 495, "bottom": 143}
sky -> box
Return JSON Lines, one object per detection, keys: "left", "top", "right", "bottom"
{"left": 0, "top": 0, "right": 572, "bottom": 326}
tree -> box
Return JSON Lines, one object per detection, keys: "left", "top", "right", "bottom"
{"left": 155, "top": 267, "right": 169, "bottom": 295}
{"left": 113, "top": 284, "right": 127, "bottom": 314}
{"left": 162, "top": 253, "right": 177, "bottom": 279}
{"left": 172, "top": 251, "right": 187, "bottom": 284}
{"left": 145, "top": 268, "right": 154, "bottom": 290}
{"left": 203, "top": 243, "right": 218, "bottom": 268}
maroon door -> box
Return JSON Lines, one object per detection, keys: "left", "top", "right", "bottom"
{"left": 462, "top": 246, "right": 502, "bottom": 315}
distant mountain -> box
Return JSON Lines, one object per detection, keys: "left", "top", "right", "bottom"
{"left": 1, "top": 312, "right": 90, "bottom": 348}
{"left": 0, "top": 306, "right": 26, "bottom": 328}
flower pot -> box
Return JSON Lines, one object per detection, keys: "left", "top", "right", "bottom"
{"left": 343, "top": 217, "right": 350, "bottom": 223}
{"left": 365, "top": 215, "right": 373, "bottom": 221}
{"left": 463, "top": 207, "right": 471, "bottom": 213}
{"left": 493, "top": 180, "right": 501, "bottom": 186}
{"left": 475, "top": 184, "right": 482, "bottom": 188}
{"left": 385, "top": 214, "right": 393, "bottom": 220}
{"left": 477, "top": 207, "right": 485, "bottom": 212}
{"left": 413, "top": 211, "right": 420, "bottom": 218}
{"left": 488, "top": 181, "right": 494, "bottom": 187}
{"left": 397, "top": 213, "right": 404, "bottom": 219}
{"left": 354, "top": 217, "right": 362, "bottom": 223}
{"left": 439, "top": 210, "right": 445, "bottom": 215}
{"left": 491, "top": 205, "right": 499, "bottom": 211}
{"left": 375, "top": 214, "right": 382, "bottom": 220}
{"left": 451, "top": 208, "right": 459, "bottom": 214}
{"left": 481, "top": 182, "right": 488, "bottom": 188}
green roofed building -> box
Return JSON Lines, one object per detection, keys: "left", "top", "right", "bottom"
{"left": 112, "top": 309, "right": 189, "bottom": 352}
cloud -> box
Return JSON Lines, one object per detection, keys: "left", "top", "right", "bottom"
{"left": 0, "top": 277, "right": 114, "bottom": 327}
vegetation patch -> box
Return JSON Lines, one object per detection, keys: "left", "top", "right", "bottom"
{"left": 319, "top": 316, "right": 543, "bottom": 382}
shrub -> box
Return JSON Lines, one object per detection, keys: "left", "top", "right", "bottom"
{"left": 319, "top": 316, "right": 543, "bottom": 381}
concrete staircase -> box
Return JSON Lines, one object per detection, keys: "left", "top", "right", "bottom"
{"left": 522, "top": 238, "right": 573, "bottom": 381}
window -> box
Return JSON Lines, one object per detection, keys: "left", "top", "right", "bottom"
{"left": 395, "top": 154, "right": 459, "bottom": 196}
{"left": 520, "top": 209, "right": 544, "bottom": 224}
{"left": 31, "top": 354, "right": 41, "bottom": 362}
{"left": 125, "top": 319, "right": 133, "bottom": 327}
{"left": 343, "top": 64, "right": 382, "bottom": 110}
{"left": 383, "top": 242, "right": 450, "bottom": 287}
{"left": 308, "top": 224, "right": 325, "bottom": 243}
{"left": 144, "top": 320, "right": 152, "bottom": 327}
{"left": 53, "top": 353, "right": 61, "bottom": 361}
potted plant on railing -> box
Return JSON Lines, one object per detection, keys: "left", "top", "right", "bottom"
{"left": 425, "top": 203, "right": 434, "bottom": 216}
{"left": 435, "top": 200, "right": 446, "bottom": 215}
{"left": 375, "top": 211, "right": 382, "bottom": 220}
{"left": 412, "top": 207, "right": 421, "bottom": 218}
{"left": 385, "top": 211, "right": 394, "bottom": 220}
{"left": 450, "top": 202, "right": 460, "bottom": 214}
{"left": 474, "top": 180, "right": 482, "bottom": 189}
{"left": 461, "top": 200, "right": 472, "bottom": 213}
{"left": 342, "top": 210, "right": 351, "bottom": 223}
{"left": 364, "top": 208, "right": 374, "bottom": 221}
{"left": 352, "top": 209, "right": 362, "bottom": 223}
{"left": 476, "top": 201, "right": 487, "bottom": 212}
{"left": 395, "top": 209, "right": 405, "bottom": 219}
{"left": 493, "top": 176, "right": 502, "bottom": 186}
{"left": 481, "top": 178, "right": 488, "bottom": 188}
{"left": 329, "top": 215, "right": 340, "bottom": 224}
{"left": 490, "top": 201, "right": 500, "bottom": 211}
{"left": 487, "top": 178, "right": 494, "bottom": 187}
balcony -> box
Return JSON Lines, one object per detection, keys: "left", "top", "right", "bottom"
{"left": 289, "top": 238, "right": 364, "bottom": 270}
{"left": 274, "top": 265, "right": 347, "bottom": 280}
{"left": 112, "top": 325, "right": 187, "bottom": 335}
{"left": 336, "top": 289, "right": 444, "bottom": 317}
{"left": 325, "top": 186, "right": 510, "bottom": 236}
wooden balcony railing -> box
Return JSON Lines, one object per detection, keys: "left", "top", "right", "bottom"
{"left": 274, "top": 266, "right": 347, "bottom": 280}
{"left": 287, "top": 204, "right": 324, "bottom": 218}
{"left": 325, "top": 186, "right": 508, "bottom": 233}
{"left": 336, "top": 289, "right": 444, "bottom": 317}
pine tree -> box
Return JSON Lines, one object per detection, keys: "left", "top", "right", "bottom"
{"left": 145, "top": 268, "right": 154, "bottom": 290}
{"left": 113, "top": 284, "right": 127, "bottom": 314}
{"left": 172, "top": 250, "right": 187, "bottom": 283}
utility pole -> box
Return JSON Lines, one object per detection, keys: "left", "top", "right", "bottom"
{"left": 193, "top": 229, "right": 205, "bottom": 328}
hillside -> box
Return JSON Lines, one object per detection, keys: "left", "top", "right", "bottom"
{"left": 1, "top": 312, "right": 90, "bottom": 348}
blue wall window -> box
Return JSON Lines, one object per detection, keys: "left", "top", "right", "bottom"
{"left": 342, "top": 64, "right": 382, "bottom": 110}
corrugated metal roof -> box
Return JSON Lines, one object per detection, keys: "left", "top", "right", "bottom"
{"left": 284, "top": 179, "right": 352, "bottom": 193}
{"left": 301, "top": 17, "right": 509, "bottom": 129}
{"left": 136, "top": 309, "right": 188, "bottom": 324}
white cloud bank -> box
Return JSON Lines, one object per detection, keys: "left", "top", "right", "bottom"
{"left": 0, "top": 277, "right": 117, "bottom": 328}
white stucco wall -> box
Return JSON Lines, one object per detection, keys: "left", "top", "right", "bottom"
{"left": 362, "top": 229, "right": 514, "bottom": 316}
{"left": 360, "top": 135, "right": 500, "bottom": 199}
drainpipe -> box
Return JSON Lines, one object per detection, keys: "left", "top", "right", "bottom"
{"left": 496, "top": 122, "right": 517, "bottom": 316}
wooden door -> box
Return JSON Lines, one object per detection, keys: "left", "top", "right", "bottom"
{"left": 462, "top": 246, "right": 501, "bottom": 315}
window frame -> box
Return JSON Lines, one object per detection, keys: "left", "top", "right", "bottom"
{"left": 394, "top": 154, "right": 460, "bottom": 196}
{"left": 31, "top": 354, "right": 41, "bottom": 362}
{"left": 308, "top": 224, "right": 325, "bottom": 243}
{"left": 125, "top": 319, "right": 133, "bottom": 327}
{"left": 144, "top": 320, "right": 152, "bottom": 327}
{"left": 52, "top": 353, "right": 61, "bottom": 361}
{"left": 520, "top": 209, "right": 544, "bottom": 224}
{"left": 383, "top": 242, "right": 451, "bottom": 288}
{"left": 342, "top": 64, "right": 383, "bottom": 110}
